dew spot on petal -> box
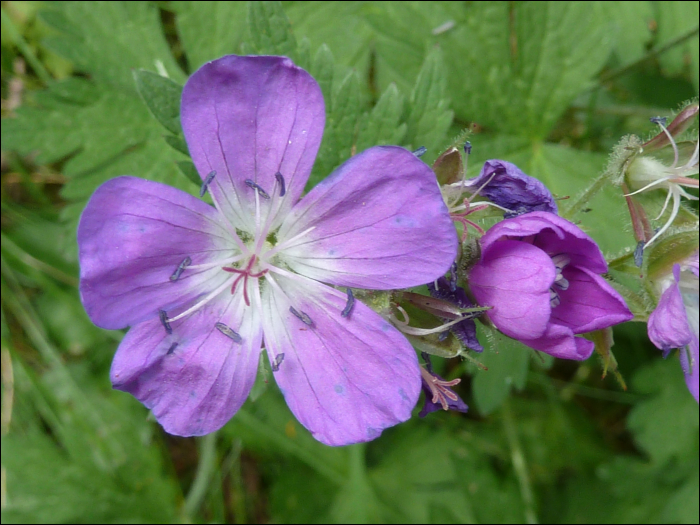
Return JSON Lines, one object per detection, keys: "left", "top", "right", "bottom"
{"left": 334, "top": 384, "right": 344, "bottom": 395}
{"left": 381, "top": 322, "right": 391, "bottom": 332}
{"left": 367, "top": 427, "right": 381, "bottom": 439}
{"left": 399, "top": 388, "right": 409, "bottom": 402}
{"left": 190, "top": 391, "right": 197, "bottom": 398}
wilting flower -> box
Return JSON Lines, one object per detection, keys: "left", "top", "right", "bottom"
{"left": 462, "top": 160, "right": 558, "bottom": 218}
{"left": 467, "top": 212, "right": 633, "bottom": 360}
{"left": 625, "top": 105, "right": 699, "bottom": 248}
{"left": 648, "top": 251, "right": 699, "bottom": 402}
{"left": 78, "top": 55, "right": 457, "bottom": 446}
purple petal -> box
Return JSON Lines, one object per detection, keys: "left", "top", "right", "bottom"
{"left": 480, "top": 212, "right": 608, "bottom": 274}
{"left": 260, "top": 273, "right": 420, "bottom": 446}
{"left": 276, "top": 146, "right": 458, "bottom": 289}
{"left": 551, "top": 266, "right": 633, "bottom": 333}
{"left": 469, "top": 240, "right": 555, "bottom": 340}
{"left": 427, "top": 278, "right": 483, "bottom": 352}
{"left": 683, "top": 335, "right": 699, "bottom": 403}
{"left": 78, "top": 177, "right": 232, "bottom": 330}
{"left": 523, "top": 323, "right": 595, "bottom": 360}
{"left": 648, "top": 265, "right": 693, "bottom": 352}
{"left": 181, "top": 55, "right": 325, "bottom": 231}
{"left": 465, "top": 160, "right": 557, "bottom": 218}
{"left": 110, "top": 291, "right": 263, "bottom": 436}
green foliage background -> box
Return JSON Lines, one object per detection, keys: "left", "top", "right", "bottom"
{"left": 1, "top": 1, "right": 698, "bottom": 523}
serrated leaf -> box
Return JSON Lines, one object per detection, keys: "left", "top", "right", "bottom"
{"left": 174, "top": 1, "right": 248, "bottom": 71}
{"left": 310, "top": 43, "right": 335, "bottom": 103}
{"left": 39, "top": 1, "right": 184, "bottom": 91}
{"left": 164, "top": 134, "right": 190, "bottom": 156}
{"left": 247, "top": 1, "right": 297, "bottom": 58}
{"left": 442, "top": 2, "right": 612, "bottom": 137}
{"left": 356, "top": 83, "right": 406, "bottom": 152}
{"left": 404, "top": 47, "right": 453, "bottom": 163}
{"left": 472, "top": 324, "right": 530, "bottom": 416}
{"left": 133, "top": 69, "right": 183, "bottom": 135}
{"left": 176, "top": 160, "right": 202, "bottom": 187}
{"left": 309, "top": 70, "right": 363, "bottom": 188}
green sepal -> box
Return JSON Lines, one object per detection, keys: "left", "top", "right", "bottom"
{"left": 432, "top": 146, "right": 463, "bottom": 185}
{"left": 588, "top": 328, "right": 627, "bottom": 391}
{"left": 405, "top": 332, "right": 461, "bottom": 359}
{"left": 132, "top": 69, "right": 183, "bottom": 136}
{"left": 645, "top": 228, "right": 700, "bottom": 281}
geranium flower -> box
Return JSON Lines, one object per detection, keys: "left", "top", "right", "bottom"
{"left": 419, "top": 367, "right": 468, "bottom": 417}
{"left": 78, "top": 55, "right": 458, "bottom": 446}
{"left": 648, "top": 250, "right": 699, "bottom": 402}
{"left": 467, "top": 212, "right": 633, "bottom": 360}
{"left": 625, "top": 106, "right": 699, "bottom": 248}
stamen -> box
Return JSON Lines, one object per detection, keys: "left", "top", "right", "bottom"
{"left": 463, "top": 141, "right": 472, "bottom": 155}
{"left": 245, "top": 179, "right": 271, "bottom": 200}
{"left": 413, "top": 146, "right": 427, "bottom": 157}
{"left": 159, "top": 310, "right": 172, "bottom": 334}
{"left": 550, "top": 289, "right": 561, "bottom": 308}
{"left": 166, "top": 342, "right": 178, "bottom": 355}
{"left": 634, "top": 241, "right": 644, "bottom": 267}
{"left": 169, "top": 256, "right": 192, "bottom": 282}
{"left": 215, "top": 322, "right": 242, "bottom": 343}
{"left": 187, "top": 254, "right": 245, "bottom": 270}
{"left": 644, "top": 187, "right": 682, "bottom": 248}
{"left": 655, "top": 188, "right": 674, "bottom": 220}
{"left": 200, "top": 171, "right": 216, "bottom": 197}
{"left": 391, "top": 306, "right": 477, "bottom": 335}
{"left": 275, "top": 171, "right": 286, "bottom": 197}
{"left": 271, "top": 353, "right": 285, "bottom": 372}
{"left": 289, "top": 306, "right": 314, "bottom": 326}
{"left": 651, "top": 117, "right": 679, "bottom": 169}
{"left": 341, "top": 288, "right": 355, "bottom": 318}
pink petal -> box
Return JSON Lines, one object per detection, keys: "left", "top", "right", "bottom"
{"left": 469, "top": 240, "right": 555, "bottom": 340}
{"left": 78, "top": 177, "right": 233, "bottom": 330}
{"left": 111, "top": 290, "right": 263, "bottom": 436}
{"left": 276, "top": 146, "right": 458, "bottom": 289}
{"left": 480, "top": 211, "right": 608, "bottom": 274}
{"left": 522, "top": 323, "right": 595, "bottom": 360}
{"left": 260, "top": 273, "right": 420, "bottom": 446}
{"left": 181, "top": 55, "right": 325, "bottom": 231}
{"left": 551, "top": 266, "right": 633, "bottom": 333}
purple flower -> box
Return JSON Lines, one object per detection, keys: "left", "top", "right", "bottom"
{"left": 648, "top": 251, "right": 699, "bottom": 402}
{"left": 78, "top": 55, "right": 458, "bottom": 446}
{"left": 467, "top": 212, "right": 633, "bottom": 360}
{"left": 419, "top": 367, "right": 468, "bottom": 417}
{"left": 427, "top": 277, "right": 483, "bottom": 352}
{"left": 464, "top": 160, "right": 558, "bottom": 218}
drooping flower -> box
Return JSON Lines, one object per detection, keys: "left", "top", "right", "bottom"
{"left": 625, "top": 105, "right": 699, "bottom": 248}
{"left": 648, "top": 250, "right": 699, "bottom": 402}
{"left": 78, "top": 55, "right": 458, "bottom": 446}
{"left": 467, "top": 211, "right": 633, "bottom": 360}
{"left": 462, "top": 160, "right": 558, "bottom": 218}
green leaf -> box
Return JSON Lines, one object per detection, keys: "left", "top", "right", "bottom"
{"left": 627, "top": 358, "right": 699, "bottom": 464}
{"left": 404, "top": 47, "right": 453, "bottom": 163}
{"left": 176, "top": 160, "right": 202, "bottom": 187}
{"left": 441, "top": 2, "right": 612, "bottom": 137}
{"left": 472, "top": 324, "right": 530, "bottom": 416}
{"left": 310, "top": 43, "right": 335, "bottom": 104}
{"left": 309, "top": 69, "right": 363, "bottom": 188}
{"left": 133, "top": 69, "right": 183, "bottom": 135}
{"left": 247, "top": 1, "right": 297, "bottom": 58}
{"left": 355, "top": 83, "right": 407, "bottom": 152}
{"left": 656, "top": 1, "right": 700, "bottom": 90}
{"left": 600, "top": 1, "right": 655, "bottom": 64}
{"left": 164, "top": 134, "right": 190, "bottom": 156}
{"left": 174, "top": 1, "right": 248, "bottom": 71}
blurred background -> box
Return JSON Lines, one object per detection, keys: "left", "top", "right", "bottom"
{"left": 1, "top": 1, "right": 698, "bottom": 523}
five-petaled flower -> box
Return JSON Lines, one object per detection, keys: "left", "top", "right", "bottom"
{"left": 467, "top": 212, "right": 633, "bottom": 360}
{"left": 78, "top": 55, "right": 457, "bottom": 446}
{"left": 648, "top": 250, "right": 699, "bottom": 402}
